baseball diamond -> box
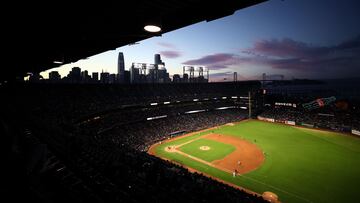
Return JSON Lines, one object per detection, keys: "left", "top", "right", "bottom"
{"left": 149, "top": 120, "right": 360, "bottom": 203}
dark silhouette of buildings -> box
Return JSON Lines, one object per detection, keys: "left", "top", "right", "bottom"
{"left": 49, "top": 71, "right": 61, "bottom": 81}
{"left": 81, "top": 70, "right": 91, "bottom": 83}
{"left": 29, "top": 73, "right": 43, "bottom": 82}
{"left": 130, "top": 54, "right": 171, "bottom": 83}
{"left": 100, "top": 71, "right": 110, "bottom": 83}
{"left": 154, "top": 54, "right": 164, "bottom": 66}
{"left": 92, "top": 72, "right": 99, "bottom": 83}
{"left": 173, "top": 74, "right": 181, "bottom": 83}
{"left": 32, "top": 52, "right": 208, "bottom": 84}
{"left": 117, "top": 52, "right": 125, "bottom": 83}
{"left": 67, "top": 67, "right": 81, "bottom": 83}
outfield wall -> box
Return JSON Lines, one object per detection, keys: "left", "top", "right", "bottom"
{"left": 257, "top": 116, "right": 274, "bottom": 123}
{"left": 352, "top": 129, "right": 360, "bottom": 136}
{"left": 257, "top": 116, "right": 359, "bottom": 136}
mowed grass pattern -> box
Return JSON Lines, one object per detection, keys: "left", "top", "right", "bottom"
{"left": 179, "top": 138, "right": 235, "bottom": 162}
{"left": 153, "top": 120, "right": 360, "bottom": 203}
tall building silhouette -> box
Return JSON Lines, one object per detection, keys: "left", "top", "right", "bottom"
{"left": 154, "top": 54, "right": 162, "bottom": 65}
{"left": 67, "top": 67, "right": 81, "bottom": 83}
{"left": 49, "top": 71, "right": 61, "bottom": 81}
{"left": 118, "top": 52, "right": 125, "bottom": 83}
{"left": 92, "top": 72, "right": 99, "bottom": 82}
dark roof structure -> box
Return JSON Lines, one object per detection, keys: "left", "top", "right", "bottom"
{"left": 3, "top": 0, "right": 266, "bottom": 81}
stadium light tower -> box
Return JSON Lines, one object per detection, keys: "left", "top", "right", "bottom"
{"left": 248, "top": 91, "right": 252, "bottom": 118}
{"left": 183, "top": 66, "right": 195, "bottom": 81}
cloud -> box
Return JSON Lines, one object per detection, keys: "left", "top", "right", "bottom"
{"left": 183, "top": 53, "right": 245, "bottom": 70}
{"left": 183, "top": 53, "right": 234, "bottom": 64}
{"left": 248, "top": 38, "right": 330, "bottom": 59}
{"left": 157, "top": 42, "right": 176, "bottom": 48}
{"left": 182, "top": 35, "right": 360, "bottom": 78}
{"left": 159, "top": 50, "right": 182, "bottom": 59}
{"left": 336, "top": 35, "right": 360, "bottom": 51}
{"left": 243, "top": 35, "right": 360, "bottom": 75}
{"left": 157, "top": 42, "right": 182, "bottom": 59}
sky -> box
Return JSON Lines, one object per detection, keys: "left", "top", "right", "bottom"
{"left": 41, "top": 0, "right": 360, "bottom": 82}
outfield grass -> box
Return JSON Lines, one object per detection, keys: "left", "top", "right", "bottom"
{"left": 152, "top": 120, "right": 360, "bottom": 203}
{"left": 179, "top": 138, "right": 235, "bottom": 162}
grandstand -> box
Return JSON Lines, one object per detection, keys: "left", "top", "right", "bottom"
{"left": 260, "top": 84, "right": 360, "bottom": 134}
{"left": 3, "top": 78, "right": 360, "bottom": 202}
{"left": 1, "top": 81, "right": 266, "bottom": 202}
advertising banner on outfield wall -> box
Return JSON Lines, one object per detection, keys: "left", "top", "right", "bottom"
{"left": 352, "top": 129, "right": 360, "bottom": 136}
{"left": 301, "top": 123, "right": 314, "bottom": 128}
{"left": 257, "top": 116, "right": 275, "bottom": 123}
{"left": 285, "top": 121, "right": 296, "bottom": 125}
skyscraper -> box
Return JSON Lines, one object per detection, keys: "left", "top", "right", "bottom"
{"left": 100, "top": 72, "right": 110, "bottom": 84}
{"left": 67, "top": 67, "right": 81, "bottom": 83}
{"left": 130, "top": 63, "right": 140, "bottom": 84}
{"left": 92, "top": 72, "right": 99, "bottom": 82}
{"left": 154, "top": 54, "right": 162, "bottom": 65}
{"left": 118, "top": 52, "right": 125, "bottom": 83}
{"left": 49, "top": 71, "right": 61, "bottom": 81}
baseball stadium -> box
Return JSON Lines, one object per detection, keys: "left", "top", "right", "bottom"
{"left": 3, "top": 80, "right": 360, "bottom": 203}
{"left": 2, "top": 0, "right": 360, "bottom": 203}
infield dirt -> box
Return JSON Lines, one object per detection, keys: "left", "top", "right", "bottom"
{"left": 204, "top": 134, "right": 264, "bottom": 174}
{"left": 149, "top": 133, "right": 265, "bottom": 175}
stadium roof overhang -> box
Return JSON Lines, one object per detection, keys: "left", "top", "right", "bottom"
{"left": 2, "top": 0, "right": 266, "bottom": 81}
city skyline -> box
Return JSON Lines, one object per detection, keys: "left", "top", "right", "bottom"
{"left": 39, "top": 0, "right": 360, "bottom": 82}
{"left": 39, "top": 53, "right": 209, "bottom": 84}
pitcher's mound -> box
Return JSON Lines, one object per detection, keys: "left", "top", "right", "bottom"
{"left": 165, "top": 146, "right": 176, "bottom": 152}
{"left": 199, "top": 146, "right": 210, "bottom": 151}
{"left": 262, "top": 191, "right": 280, "bottom": 202}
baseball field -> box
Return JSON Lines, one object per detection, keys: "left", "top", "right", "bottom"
{"left": 148, "top": 120, "right": 360, "bottom": 203}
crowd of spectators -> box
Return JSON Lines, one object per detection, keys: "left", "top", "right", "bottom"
{"left": 70, "top": 130, "right": 264, "bottom": 203}
{"left": 259, "top": 102, "right": 360, "bottom": 132}
{"left": 2, "top": 82, "right": 266, "bottom": 203}
{"left": 94, "top": 109, "right": 247, "bottom": 152}
{"left": 3, "top": 82, "right": 258, "bottom": 123}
